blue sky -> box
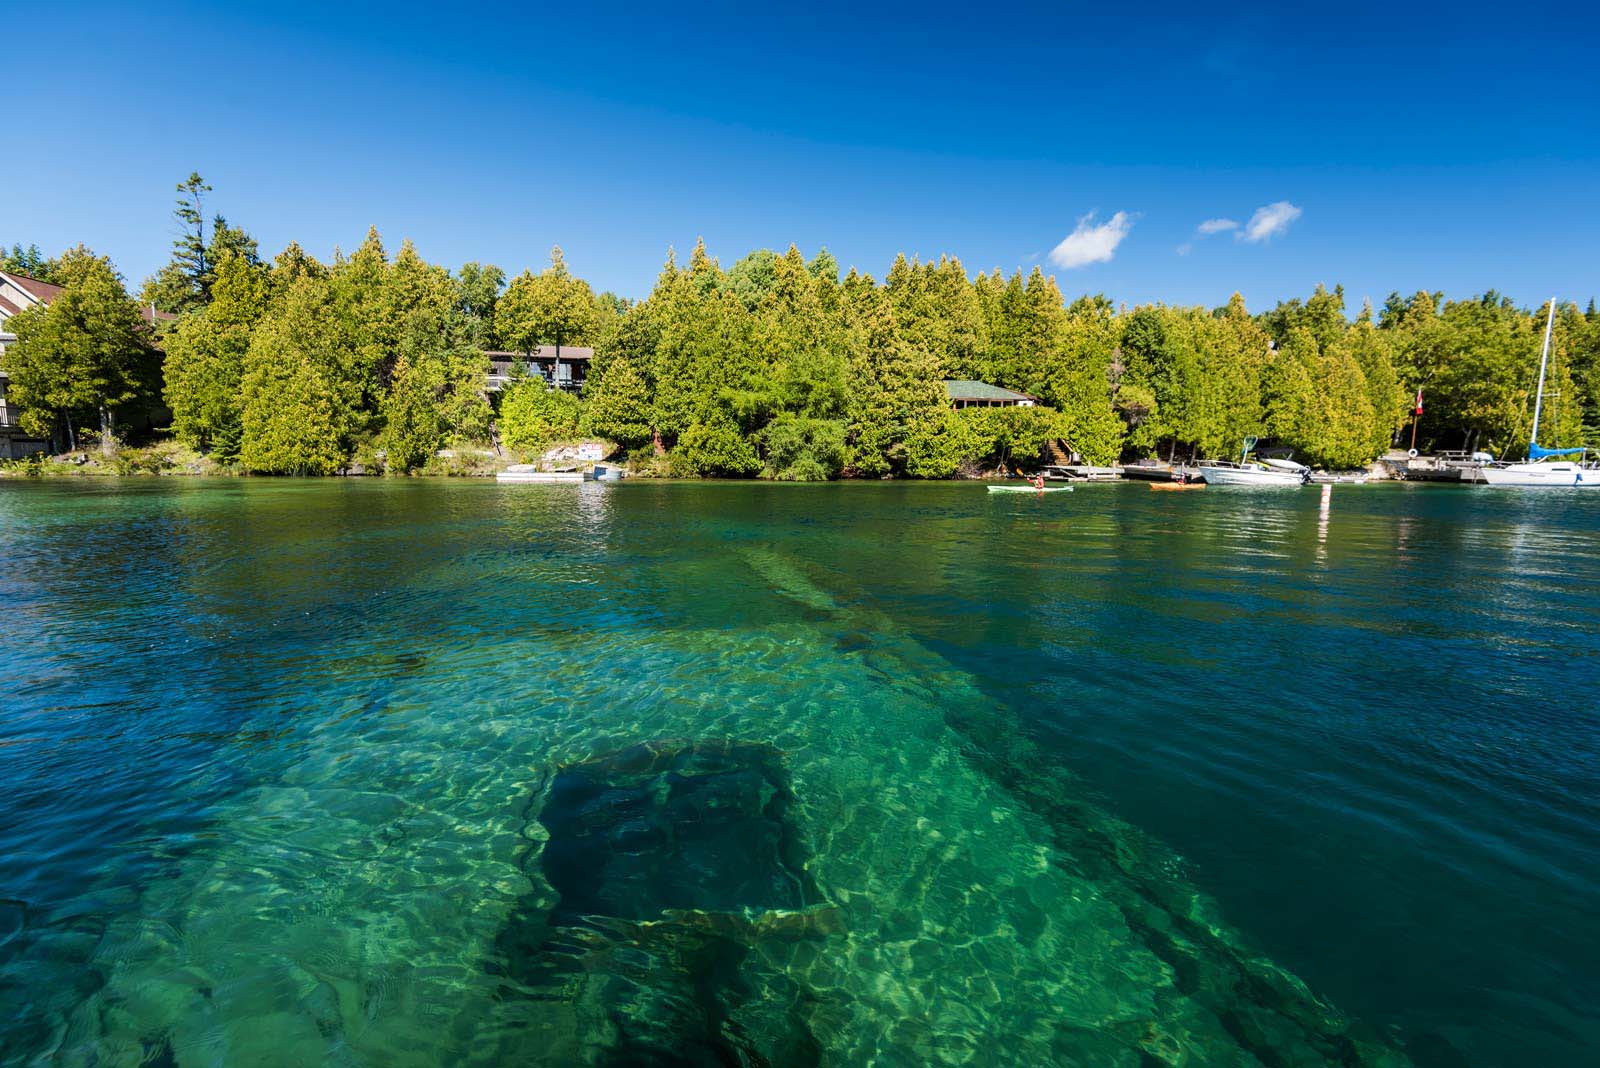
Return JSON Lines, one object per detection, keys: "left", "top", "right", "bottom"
{"left": 9, "top": 2, "right": 1599, "bottom": 311}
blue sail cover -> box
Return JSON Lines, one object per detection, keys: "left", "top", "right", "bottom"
{"left": 1529, "top": 442, "right": 1587, "bottom": 459}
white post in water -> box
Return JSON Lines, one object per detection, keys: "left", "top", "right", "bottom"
{"left": 1530, "top": 297, "right": 1557, "bottom": 452}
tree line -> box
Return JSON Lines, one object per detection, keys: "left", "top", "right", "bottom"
{"left": 3, "top": 175, "right": 1596, "bottom": 476}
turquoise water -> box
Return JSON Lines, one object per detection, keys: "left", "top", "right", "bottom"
{"left": 0, "top": 479, "right": 1595, "bottom": 1067}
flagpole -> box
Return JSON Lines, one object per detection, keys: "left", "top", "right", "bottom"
{"left": 1408, "top": 388, "right": 1423, "bottom": 454}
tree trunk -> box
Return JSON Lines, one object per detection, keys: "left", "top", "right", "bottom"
{"left": 100, "top": 408, "right": 115, "bottom": 456}
{"left": 65, "top": 413, "right": 77, "bottom": 454}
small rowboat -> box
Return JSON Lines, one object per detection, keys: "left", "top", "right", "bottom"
{"left": 987, "top": 484, "right": 1073, "bottom": 494}
{"left": 1150, "top": 482, "right": 1204, "bottom": 491}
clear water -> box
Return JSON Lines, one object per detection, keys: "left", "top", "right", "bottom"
{"left": 0, "top": 479, "right": 1595, "bottom": 1067}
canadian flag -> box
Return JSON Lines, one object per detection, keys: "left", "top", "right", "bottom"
{"left": 1414, "top": 388, "right": 1424, "bottom": 415}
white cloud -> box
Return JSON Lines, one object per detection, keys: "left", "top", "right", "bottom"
{"left": 1049, "top": 211, "right": 1136, "bottom": 270}
{"left": 1197, "top": 218, "right": 1239, "bottom": 235}
{"left": 1240, "top": 201, "right": 1302, "bottom": 243}
{"left": 1176, "top": 242, "right": 1194, "bottom": 256}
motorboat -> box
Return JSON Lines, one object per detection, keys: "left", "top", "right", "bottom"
{"left": 1196, "top": 440, "right": 1308, "bottom": 486}
{"left": 1476, "top": 298, "right": 1598, "bottom": 488}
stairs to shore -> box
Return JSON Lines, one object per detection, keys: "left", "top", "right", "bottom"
{"left": 1042, "top": 439, "right": 1073, "bottom": 466}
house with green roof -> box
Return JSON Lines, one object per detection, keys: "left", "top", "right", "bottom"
{"left": 943, "top": 380, "right": 1037, "bottom": 410}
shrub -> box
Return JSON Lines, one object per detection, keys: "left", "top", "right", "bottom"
{"left": 500, "top": 383, "right": 582, "bottom": 455}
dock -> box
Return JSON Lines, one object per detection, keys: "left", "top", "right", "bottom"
{"left": 1044, "top": 464, "right": 1124, "bottom": 482}
{"left": 1382, "top": 450, "right": 1491, "bottom": 483}
{"left": 496, "top": 465, "right": 587, "bottom": 484}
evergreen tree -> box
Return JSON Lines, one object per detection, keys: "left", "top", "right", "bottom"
{"left": 270, "top": 241, "right": 326, "bottom": 294}
{"left": 582, "top": 358, "right": 654, "bottom": 449}
{"left": 1034, "top": 295, "right": 1123, "bottom": 464}
{"left": 1342, "top": 320, "right": 1406, "bottom": 457}
{"left": 0, "top": 243, "right": 62, "bottom": 283}
{"left": 499, "top": 246, "right": 602, "bottom": 360}
{"left": 1307, "top": 341, "right": 1378, "bottom": 467}
{"left": 163, "top": 251, "right": 271, "bottom": 455}
{"left": 842, "top": 279, "right": 945, "bottom": 476}
{"left": 239, "top": 275, "right": 358, "bottom": 474}
{"left": 141, "top": 173, "right": 260, "bottom": 313}
{"left": 499, "top": 381, "right": 582, "bottom": 454}
{"left": 378, "top": 310, "right": 492, "bottom": 471}
{"left": 1262, "top": 328, "right": 1319, "bottom": 451}
{"left": 455, "top": 261, "right": 506, "bottom": 348}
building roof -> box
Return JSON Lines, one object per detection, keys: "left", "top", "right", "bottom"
{"left": 943, "top": 379, "right": 1036, "bottom": 402}
{"left": 0, "top": 271, "right": 174, "bottom": 326}
{"left": 486, "top": 346, "right": 594, "bottom": 362}
{"left": 1, "top": 271, "right": 64, "bottom": 305}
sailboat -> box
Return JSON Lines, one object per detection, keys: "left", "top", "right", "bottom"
{"left": 1477, "top": 299, "right": 1597, "bottom": 488}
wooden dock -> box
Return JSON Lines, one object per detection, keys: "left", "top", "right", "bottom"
{"left": 1045, "top": 464, "right": 1123, "bottom": 482}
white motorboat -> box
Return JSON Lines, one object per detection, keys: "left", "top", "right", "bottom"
{"left": 1196, "top": 440, "right": 1309, "bottom": 486}
{"left": 1477, "top": 298, "right": 1598, "bottom": 488}
{"left": 1196, "top": 461, "right": 1306, "bottom": 486}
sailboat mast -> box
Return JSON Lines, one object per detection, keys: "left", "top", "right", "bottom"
{"left": 1530, "top": 297, "right": 1557, "bottom": 451}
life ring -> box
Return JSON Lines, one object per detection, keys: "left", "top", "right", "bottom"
{"left": 1407, "top": 448, "right": 1419, "bottom": 459}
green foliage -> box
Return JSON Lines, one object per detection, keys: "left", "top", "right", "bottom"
{"left": 379, "top": 312, "right": 492, "bottom": 472}
{"left": 500, "top": 382, "right": 582, "bottom": 454}
{"left": 17, "top": 194, "right": 1596, "bottom": 479}
{"left": 900, "top": 406, "right": 1073, "bottom": 478}
{"left": 498, "top": 246, "right": 602, "bottom": 354}
{"left": 140, "top": 173, "right": 261, "bottom": 313}
{"left": 582, "top": 357, "right": 655, "bottom": 448}
{"left": 676, "top": 417, "right": 761, "bottom": 476}
{"left": 455, "top": 261, "right": 505, "bottom": 348}
{"left": 238, "top": 275, "right": 355, "bottom": 475}
{"left": 1, "top": 243, "right": 61, "bottom": 282}
{"left": 3, "top": 248, "right": 155, "bottom": 450}
{"left": 1382, "top": 292, "right": 1586, "bottom": 457}
{"left": 760, "top": 415, "right": 847, "bottom": 480}
{"left": 163, "top": 251, "right": 270, "bottom": 454}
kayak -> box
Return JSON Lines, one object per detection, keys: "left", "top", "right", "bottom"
{"left": 987, "top": 484, "right": 1073, "bottom": 494}
{"left": 1150, "top": 482, "right": 1204, "bottom": 491}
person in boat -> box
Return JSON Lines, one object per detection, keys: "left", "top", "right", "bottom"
{"left": 1031, "top": 473, "right": 1046, "bottom": 490}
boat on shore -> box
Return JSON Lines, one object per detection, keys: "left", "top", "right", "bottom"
{"left": 1476, "top": 298, "right": 1598, "bottom": 488}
